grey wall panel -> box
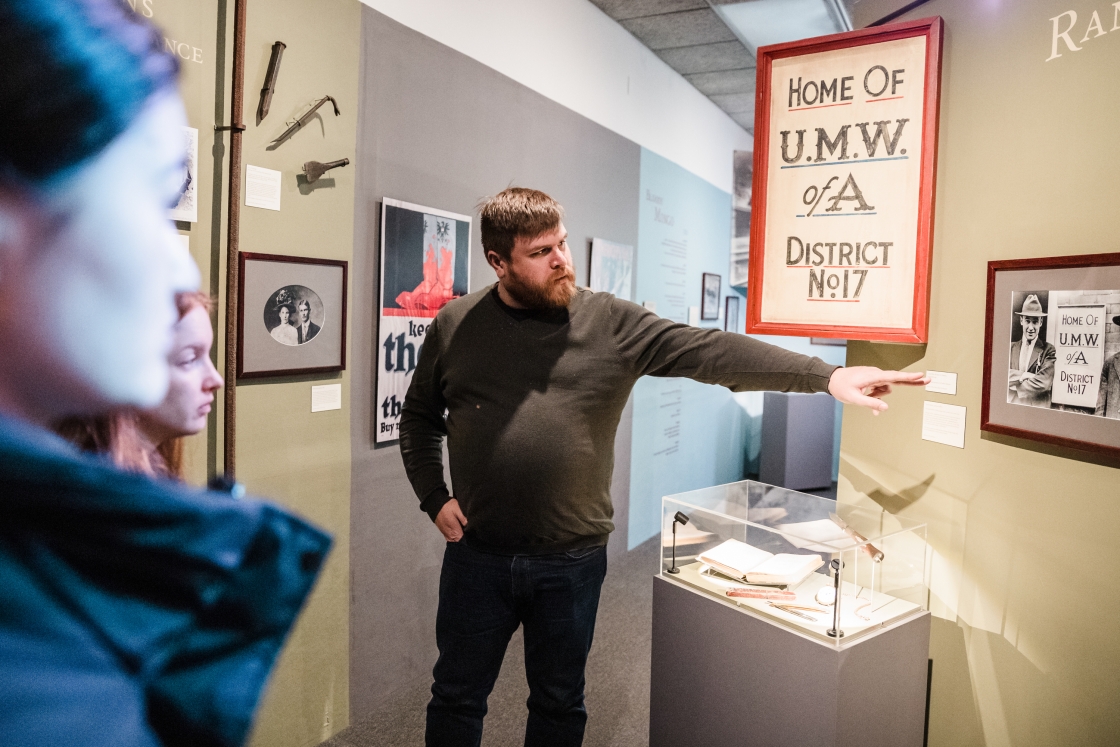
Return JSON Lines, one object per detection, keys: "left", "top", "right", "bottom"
{"left": 350, "top": 8, "right": 641, "bottom": 718}
{"left": 651, "top": 577, "right": 930, "bottom": 747}
{"left": 760, "top": 392, "right": 835, "bottom": 491}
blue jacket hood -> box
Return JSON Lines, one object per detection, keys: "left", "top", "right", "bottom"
{"left": 0, "top": 416, "right": 331, "bottom": 747}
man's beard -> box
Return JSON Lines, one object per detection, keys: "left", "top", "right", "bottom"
{"left": 504, "top": 265, "right": 577, "bottom": 310}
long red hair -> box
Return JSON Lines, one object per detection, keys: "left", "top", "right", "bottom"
{"left": 53, "top": 291, "right": 214, "bottom": 480}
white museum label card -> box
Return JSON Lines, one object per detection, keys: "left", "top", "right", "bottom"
{"left": 759, "top": 35, "right": 928, "bottom": 329}
{"left": 311, "top": 383, "right": 342, "bottom": 412}
{"left": 922, "top": 401, "right": 966, "bottom": 448}
{"left": 1050, "top": 304, "right": 1106, "bottom": 407}
{"left": 687, "top": 306, "right": 700, "bottom": 326}
{"left": 925, "top": 370, "right": 957, "bottom": 395}
{"left": 246, "top": 165, "right": 282, "bottom": 211}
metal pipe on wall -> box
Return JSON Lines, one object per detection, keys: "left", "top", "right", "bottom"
{"left": 220, "top": 0, "right": 247, "bottom": 478}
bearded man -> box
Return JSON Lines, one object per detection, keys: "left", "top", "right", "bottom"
{"left": 399, "top": 187, "right": 928, "bottom": 747}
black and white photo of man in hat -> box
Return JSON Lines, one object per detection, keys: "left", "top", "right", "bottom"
{"left": 1008, "top": 292, "right": 1057, "bottom": 408}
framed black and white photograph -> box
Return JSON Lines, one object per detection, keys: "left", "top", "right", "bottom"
{"left": 730, "top": 149, "right": 752, "bottom": 288}
{"left": 702, "top": 272, "right": 721, "bottom": 321}
{"left": 169, "top": 126, "right": 198, "bottom": 223}
{"left": 238, "top": 252, "right": 348, "bottom": 379}
{"left": 982, "top": 253, "right": 1120, "bottom": 458}
{"left": 589, "top": 237, "right": 634, "bottom": 301}
{"left": 724, "top": 295, "right": 740, "bottom": 333}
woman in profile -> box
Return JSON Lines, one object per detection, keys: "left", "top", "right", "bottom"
{"left": 0, "top": 2, "right": 330, "bottom": 745}
{"left": 270, "top": 298, "right": 299, "bottom": 346}
{"left": 56, "top": 291, "right": 224, "bottom": 480}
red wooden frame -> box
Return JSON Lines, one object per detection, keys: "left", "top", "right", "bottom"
{"left": 981, "top": 252, "right": 1120, "bottom": 459}
{"left": 237, "top": 251, "right": 349, "bottom": 379}
{"left": 746, "top": 17, "right": 943, "bottom": 343}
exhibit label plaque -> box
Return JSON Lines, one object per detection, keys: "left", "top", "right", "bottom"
{"left": 747, "top": 17, "right": 943, "bottom": 343}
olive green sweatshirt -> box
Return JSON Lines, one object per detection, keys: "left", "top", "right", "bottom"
{"left": 399, "top": 285, "right": 838, "bottom": 555}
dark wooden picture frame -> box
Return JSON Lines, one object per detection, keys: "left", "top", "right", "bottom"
{"left": 702, "top": 272, "right": 721, "bottom": 321}
{"left": 237, "top": 252, "right": 348, "bottom": 379}
{"left": 981, "top": 252, "right": 1120, "bottom": 459}
{"left": 725, "top": 295, "right": 741, "bottom": 333}
{"left": 746, "top": 17, "right": 943, "bottom": 343}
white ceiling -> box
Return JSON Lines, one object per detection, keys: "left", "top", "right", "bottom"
{"left": 588, "top": 0, "right": 921, "bottom": 134}
{"left": 713, "top": 0, "right": 850, "bottom": 55}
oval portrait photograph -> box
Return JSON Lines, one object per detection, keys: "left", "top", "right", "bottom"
{"left": 264, "top": 285, "right": 325, "bottom": 346}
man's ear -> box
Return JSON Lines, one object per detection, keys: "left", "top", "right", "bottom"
{"left": 486, "top": 250, "right": 508, "bottom": 279}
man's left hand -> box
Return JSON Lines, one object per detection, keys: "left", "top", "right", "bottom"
{"left": 827, "top": 366, "right": 930, "bottom": 415}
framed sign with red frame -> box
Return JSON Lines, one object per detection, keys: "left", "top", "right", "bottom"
{"left": 745, "top": 17, "right": 943, "bottom": 343}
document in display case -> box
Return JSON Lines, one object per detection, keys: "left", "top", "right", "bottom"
{"left": 661, "top": 479, "right": 929, "bottom": 647}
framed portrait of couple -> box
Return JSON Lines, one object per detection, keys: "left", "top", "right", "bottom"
{"left": 982, "top": 252, "right": 1120, "bottom": 458}
{"left": 237, "top": 252, "right": 348, "bottom": 379}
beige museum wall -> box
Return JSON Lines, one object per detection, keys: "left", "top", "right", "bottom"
{"left": 234, "top": 2, "right": 360, "bottom": 744}
{"left": 838, "top": 1, "right": 1120, "bottom": 745}
{"left": 148, "top": 1, "right": 361, "bottom": 745}
{"left": 144, "top": 0, "right": 221, "bottom": 483}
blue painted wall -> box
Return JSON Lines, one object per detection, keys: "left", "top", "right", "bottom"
{"left": 628, "top": 149, "right": 746, "bottom": 549}
{"left": 627, "top": 148, "right": 848, "bottom": 550}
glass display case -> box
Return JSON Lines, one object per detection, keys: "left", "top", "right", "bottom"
{"left": 661, "top": 479, "right": 928, "bottom": 647}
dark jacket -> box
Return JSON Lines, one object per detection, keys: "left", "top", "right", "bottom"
{"left": 400, "top": 286, "right": 837, "bottom": 554}
{"left": 1095, "top": 353, "right": 1120, "bottom": 419}
{"left": 298, "top": 321, "right": 321, "bottom": 344}
{"left": 0, "top": 415, "right": 330, "bottom": 747}
{"left": 1008, "top": 338, "right": 1056, "bottom": 407}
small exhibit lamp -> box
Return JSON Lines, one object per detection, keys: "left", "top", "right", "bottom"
{"left": 826, "top": 558, "right": 845, "bottom": 639}
{"left": 666, "top": 511, "right": 689, "bottom": 575}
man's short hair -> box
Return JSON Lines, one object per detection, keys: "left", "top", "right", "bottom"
{"left": 479, "top": 187, "right": 564, "bottom": 263}
{"left": 297, "top": 299, "right": 311, "bottom": 312}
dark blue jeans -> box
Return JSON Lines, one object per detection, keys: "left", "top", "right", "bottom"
{"left": 426, "top": 540, "right": 608, "bottom": 747}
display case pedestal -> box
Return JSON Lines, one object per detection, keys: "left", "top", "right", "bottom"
{"left": 650, "top": 575, "right": 930, "bottom": 747}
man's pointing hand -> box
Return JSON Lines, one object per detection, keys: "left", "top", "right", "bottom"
{"left": 827, "top": 366, "right": 930, "bottom": 415}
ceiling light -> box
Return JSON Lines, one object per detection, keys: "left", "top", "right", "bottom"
{"left": 710, "top": 0, "right": 852, "bottom": 56}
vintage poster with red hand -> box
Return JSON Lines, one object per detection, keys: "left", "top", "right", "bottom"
{"left": 377, "top": 198, "right": 471, "bottom": 444}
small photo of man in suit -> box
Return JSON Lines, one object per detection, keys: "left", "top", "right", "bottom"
{"left": 296, "top": 298, "right": 321, "bottom": 345}
{"left": 1008, "top": 292, "right": 1056, "bottom": 408}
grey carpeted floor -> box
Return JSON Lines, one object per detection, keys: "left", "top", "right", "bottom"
{"left": 323, "top": 537, "right": 661, "bottom": 747}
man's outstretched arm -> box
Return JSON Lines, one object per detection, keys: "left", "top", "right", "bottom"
{"left": 612, "top": 298, "right": 928, "bottom": 410}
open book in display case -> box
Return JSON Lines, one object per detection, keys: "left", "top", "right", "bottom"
{"left": 662, "top": 479, "right": 929, "bottom": 648}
